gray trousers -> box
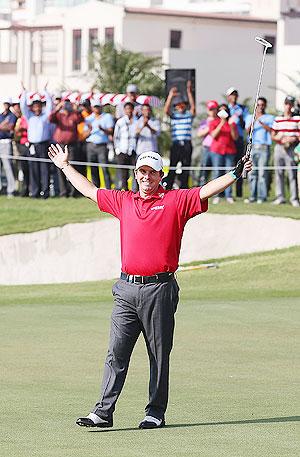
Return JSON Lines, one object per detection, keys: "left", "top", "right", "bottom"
{"left": 86, "top": 142, "right": 111, "bottom": 189}
{"left": 0, "top": 141, "right": 15, "bottom": 195}
{"left": 92, "top": 276, "right": 179, "bottom": 421}
{"left": 274, "top": 143, "right": 298, "bottom": 202}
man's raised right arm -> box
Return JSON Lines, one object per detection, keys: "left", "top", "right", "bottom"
{"left": 48, "top": 144, "right": 98, "bottom": 203}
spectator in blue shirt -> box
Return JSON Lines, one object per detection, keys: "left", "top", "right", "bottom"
{"left": 226, "top": 87, "right": 249, "bottom": 198}
{"left": 84, "top": 99, "right": 114, "bottom": 189}
{"left": 164, "top": 81, "right": 196, "bottom": 189}
{"left": 245, "top": 97, "right": 274, "bottom": 203}
{"left": 20, "top": 82, "right": 53, "bottom": 198}
{"left": 0, "top": 96, "right": 17, "bottom": 197}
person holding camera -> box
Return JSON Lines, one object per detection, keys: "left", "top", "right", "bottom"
{"left": 209, "top": 104, "right": 238, "bottom": 204}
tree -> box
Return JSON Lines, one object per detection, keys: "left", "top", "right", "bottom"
{"left": 92, "top": 42, "right": 164, "bottom": 97}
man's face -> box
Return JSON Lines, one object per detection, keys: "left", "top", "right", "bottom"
{"left": 3, "top": 102, "right": 10, "bottom": 111}
{"left": 227, "top": 92, "right": 238, "bottom": 105}
{"left": 124, "top": 104, "right": 134, "bottom": 117}
{"left": 135, "top": 165, "right": 162, "bottom": 194}
{"left": 13, "top": 103, "right": 21, "bottom": 117}
{"left": 175, "top": 102, "right": 187, "bottom": 113}
{"left": 284, "top": 102, "right": 293, "bottom": 113}
{"left": 127, "top": 92, "right": 137, "bottom": 103}
{"left": 93, "top": 105, "right": 102, "bottom": 115}
{"left": 142, "top": 105, "right": 151, "bottom": 118}
{"left": 32, "top": 102, "right": 42, "bottom": 115}
{"left": 207, "top": 107, "right": 217, "bottom": 117}
{"left": 256, "top": 100, "right": 266, "bottom": 114}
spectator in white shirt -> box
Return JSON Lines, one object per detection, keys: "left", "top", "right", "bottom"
{"left": 113, "top": 102, "right": 138, "bottom": 190}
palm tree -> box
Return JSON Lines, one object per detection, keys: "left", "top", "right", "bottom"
{"left": 91, "top": 42, "right": 164, "bottom": 97}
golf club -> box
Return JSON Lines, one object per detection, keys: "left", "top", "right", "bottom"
{"left": 242, "top": 36, "right": 273, "bottom": 179}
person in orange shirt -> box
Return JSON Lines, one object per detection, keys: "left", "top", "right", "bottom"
{"left": 77, "top": 99, "right": 93, "bottom": 177}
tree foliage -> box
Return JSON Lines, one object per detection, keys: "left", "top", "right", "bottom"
{"left": 92, "top": 42, "right": 164, "bottom": 97}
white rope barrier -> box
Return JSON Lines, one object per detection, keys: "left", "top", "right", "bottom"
{"left": 0, "top": 155, "right": 299, "bottom": 171}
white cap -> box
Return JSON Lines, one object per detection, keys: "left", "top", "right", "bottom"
{"left": 126, "top": 83, "right": 138, "bottom": 93}
{"left": 226, "top": 87, "right": 238, "bottom": 96}
{"left": 1, "top": 96, "right": 12, "bottom": 104}
{"left": 91, "top": 96, "right": 102, "bottom": 107}
{"left": 11, "top": 96, "right": 21, "bottom": 104}
{"left": 135, "top": 151, "right": 163, "bottom": 171}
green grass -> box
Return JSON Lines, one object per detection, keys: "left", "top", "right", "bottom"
{"left": 1, "top": 247, "right": 299, "bottom": 457}
{"left": 0, "top": 195, "right": 300, "bottom": 236}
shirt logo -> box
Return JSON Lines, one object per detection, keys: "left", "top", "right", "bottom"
{"left": 151, "top": 205, "right": 165, "bottom": 211}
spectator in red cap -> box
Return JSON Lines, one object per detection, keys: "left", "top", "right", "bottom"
{"left": 209, "top": 104, "right": 238, "bottom": 204}
{"left": 197, "top": 100, "right": 218, "bottom": 186}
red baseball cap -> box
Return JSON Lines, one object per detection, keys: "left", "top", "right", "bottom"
{"left": 206, "top": 100, "right": 218, "bottom": 110}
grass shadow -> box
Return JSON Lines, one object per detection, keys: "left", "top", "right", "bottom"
{"left": 88, "top": 415, "right": 300, "bottom": 432}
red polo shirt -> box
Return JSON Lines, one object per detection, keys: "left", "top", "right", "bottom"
{"left": 97, "top": 186, "right": 208, "bottom": 276}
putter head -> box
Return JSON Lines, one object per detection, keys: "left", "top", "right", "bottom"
{"left": 255, "top": 36, "right": 273, "bottom": 48}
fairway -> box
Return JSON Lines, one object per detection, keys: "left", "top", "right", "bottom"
{"left": 1, "top": 248, "right": 299, "bottom": 457}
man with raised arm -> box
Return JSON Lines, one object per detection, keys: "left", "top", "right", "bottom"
{"left": 48, "top": 144, "right": 252, "bottom": 430}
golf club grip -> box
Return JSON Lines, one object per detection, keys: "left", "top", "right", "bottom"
{"left": 242, "top": 168, "right": 248, "bottom": 179}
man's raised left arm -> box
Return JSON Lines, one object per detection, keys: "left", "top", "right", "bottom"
{"left": 199, "top": 156, "right": 252, "bottom": 201}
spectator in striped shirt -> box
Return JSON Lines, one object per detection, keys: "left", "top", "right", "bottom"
{"left": 163, "top": 81, "right": 195, "bottom": 189}
{"left": 271, "top": 96, "right": 300, "bottom": 207}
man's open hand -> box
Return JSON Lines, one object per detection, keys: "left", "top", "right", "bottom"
{"left": 48, "top": 144, "right": 69, "bottom": 169}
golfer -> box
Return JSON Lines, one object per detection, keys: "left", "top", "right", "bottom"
{"left": 48, "top": 144, "right": 252, "bottom": 429}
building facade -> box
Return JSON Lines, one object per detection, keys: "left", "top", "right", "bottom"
{"left": 0, "top": 0, "right": 299, "bottom": 109}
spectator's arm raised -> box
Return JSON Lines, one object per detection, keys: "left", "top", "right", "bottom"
{"left": 164, "top": 87, "right": 177, "bottom": 116}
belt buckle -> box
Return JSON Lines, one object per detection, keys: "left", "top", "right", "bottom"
{"left": 128, "top": 274, "right": 134, "bottom": 283}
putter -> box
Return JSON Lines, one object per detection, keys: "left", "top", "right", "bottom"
{"left": 242, "top": 36, "right": 273, "bottom": 179}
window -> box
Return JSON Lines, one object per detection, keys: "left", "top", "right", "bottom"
{"left": 89, "top": 28, "right": 98, "bottom": 69}
{"left": 72, "top": 29, "right": 81, "bottom": 71}
{"left": 105, "top": 27, "right": 114, "bottom": 44}
{"left": 170, "top": 30, "right": 182, "bottom": 49}
{"left": 264, "top": 35, "right": 276, "bottom": 54}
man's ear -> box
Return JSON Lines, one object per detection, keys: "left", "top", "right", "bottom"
{"left": 134, "top": 169, "right": 138, "bottom": 179}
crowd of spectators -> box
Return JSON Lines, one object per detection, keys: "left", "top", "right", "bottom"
{"left": 0, "top": 83, "right": 299, "bottom": 207}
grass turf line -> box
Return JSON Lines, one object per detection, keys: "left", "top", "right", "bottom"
{"left": 0, "top": 247, "right": 299, "bottom": 457}
{"left": 0, "top": 195, "right": 299, "bottom": 236}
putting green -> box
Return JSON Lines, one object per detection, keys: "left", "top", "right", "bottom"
{"left": 1, "top": 248, "right": 299, "bottom": 457}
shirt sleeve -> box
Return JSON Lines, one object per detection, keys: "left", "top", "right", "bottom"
{"left": 272, "top": 117, "right": 279, "bottom": 130}
{"left": 48, "top": 111, "right": 59, "bottom": 124}
{"left": 97, "top": 189, "right": 125, "bottom": 219}
{"left": 176, "top": 187, "right": 208, "bottom": 222}
{"left": 20, "top": 91, "right": 31, "bottom": 120}
{"left": 105, "top": 113, "right": 114, "bottom": 129}
{"left": 209, "top": 118, "right": 219, "bottom": 133}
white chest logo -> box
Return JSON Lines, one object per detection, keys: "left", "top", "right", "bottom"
{"left": 151, "top": 205, "right": 165, "bottom": 211}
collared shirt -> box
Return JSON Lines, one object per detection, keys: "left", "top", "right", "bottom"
{"left": 97, "top": 185, "right": 208, "bottom": 276}
{"left": 245, "top": 113, "right": 274, "bottom": 145}
{"left": 20, "top": 91, "right": 53, "bottom": 143}
{"left": 113, "top": 115, "right": 138, "bottom": 155}
{"left": 170, "top": 110, "right": 193, "bottom": 142}
{"left": 0, "top": 111, "right": 17, "bottom": 140}
{"left": 135, "top": 117, "right": 161, "bottom": 156}
{"left": 85, "top": 112, "right": 114, "bottom": 144}
{"left": 228, "top": 103, "right": 249, "bottom": 138}
{"left": 272, "top": 115, "right": 300, "bottom": 140}
{"left": 49, "top": 110, "right": 83, "bottom": 144}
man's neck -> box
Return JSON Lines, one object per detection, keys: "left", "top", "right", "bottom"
{"left": 139, "top": 185, "right": 161, "bottom": 199}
